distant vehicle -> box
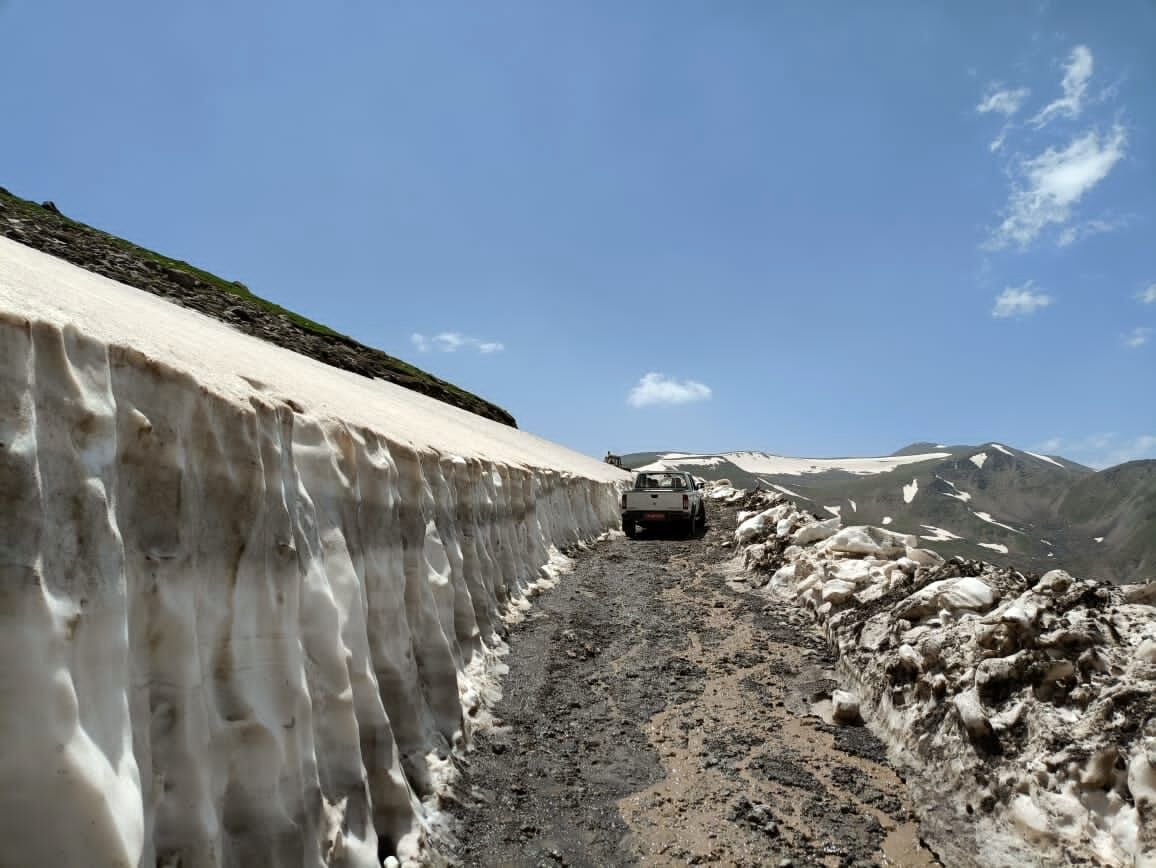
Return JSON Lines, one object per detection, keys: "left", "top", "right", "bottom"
{"left": 621, "top": 471, "right": 705, "bottom": 538}
{"left": 604, "top": 452, "right": 623, "bottom": 467}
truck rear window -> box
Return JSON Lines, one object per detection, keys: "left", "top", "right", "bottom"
{"left": 634, "top": 473, "right": 688, "bottom": 490}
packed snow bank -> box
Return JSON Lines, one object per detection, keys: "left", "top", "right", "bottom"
{"left": 729, "top": 488, "right": 1156, "bottom": 867}
{"left": 0, "top": 237, "right": 626, "bottom": 867}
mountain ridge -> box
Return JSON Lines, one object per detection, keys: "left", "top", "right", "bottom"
{"left": 622, "top": 445, "right": 1154, "bottom": 584}
{"left": 0, "top": 185, "right": 517, "bottom": 426}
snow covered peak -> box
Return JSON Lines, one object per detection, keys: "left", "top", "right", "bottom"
{"left": 637, "top": 449, "right": 951, "bottom": 477}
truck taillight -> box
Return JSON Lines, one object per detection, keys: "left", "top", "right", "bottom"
{"left": 621, "top": 493, "right": 627, "bottom": 509}
{"left": 682, "top": 494, "right": 689, "bottom": 510}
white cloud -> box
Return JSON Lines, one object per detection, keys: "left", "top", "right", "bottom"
{"left": 978, "top": 84, "right": 1030, "bottom": 153}
{"left": 1035, "top": 433, "right": 1114, "bottom": 455}
{"left": 1109, "top": 435, "right": 1156, "bottom": 465}
{"left": 1030, "top": 45, "right": 1094, "bottom": 127}
{"left": 411, "top": 331, "right": 505, "bottom": 354}
{"left": 1034, "top": 433, "right": 1156, "bottom": 469}
{"left": 1094, "top": 435, "right": 1156, "bottom": 467}
{"left": 627, "top": 372, "right": 712, "bottom": 408}
{"left": 1057, "top": 216, "right": 1126, "bottom": 247}
{"left": 977, "top": 85, "right": 1031, "bottom": 117}
{"left": 992, "top": 282, "right": 1053, "bottom": 318}
{"left": 989, "top": 125, "right": 1127, "bottom": 249}
{"left": 1139, "top": 284, "right": 1156, "bottom": 304}
{"left": 1124, "top": 327, "right": 1152, "bottom": 348}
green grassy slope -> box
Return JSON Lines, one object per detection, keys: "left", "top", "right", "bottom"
{"left": 0, "top": 186, "right": 516, "bottom": 427}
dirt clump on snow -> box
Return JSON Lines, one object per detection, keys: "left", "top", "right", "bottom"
{"left": 732, "top": 490, "right": 1156, "bottom": 867}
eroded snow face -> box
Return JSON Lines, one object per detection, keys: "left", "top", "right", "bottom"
{"left": 0, "top": 238, "right": 623, "bottom": 867}
{"left": 735, "top": 496, "right": 1156, "bottom": 867}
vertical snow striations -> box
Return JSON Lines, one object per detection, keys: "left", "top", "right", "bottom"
{"left": 0, "top": 238, "right": 625, "bottom": 867}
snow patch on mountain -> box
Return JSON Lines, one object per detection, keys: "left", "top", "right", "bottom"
{"left": 979, "top": 542, "right": 1010, "bottom": 554}
{"left": 974, "top": 511, "right": 1022, "bottom": 534}
{"left": 938, "top": 476, "right": 973, "bottom": 503}
{"left": 903, "top": 478, "right": 919, "bottom": 503}
{"left": 1025, "top": 450, "right": 1065, "bottom": 469}
{"left": 728, "top": 450, "right": 950, "bottom": 477}
{"left": 636, "top": 454, "right": 726, "bottom": 471}
{"left": 970, "top": 452, "right": 989, "bottom": 469}
{"left": 921, "top": 525, "right": 962, "bottom": 542}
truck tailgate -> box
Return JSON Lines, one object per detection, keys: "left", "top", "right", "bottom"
{"left": 625, "top": 491, "right": 686, "bottom": 512}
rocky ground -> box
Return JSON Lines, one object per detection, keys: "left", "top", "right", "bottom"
{"left": 0, "top": 186, "right": 515, "bottom": 426}
{"left": 447, "top": 502, "right": 939, "bottom": 866}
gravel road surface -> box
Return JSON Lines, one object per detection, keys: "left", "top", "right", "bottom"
{"left": 451, "top": 502, "right": 940, "bottom": 867}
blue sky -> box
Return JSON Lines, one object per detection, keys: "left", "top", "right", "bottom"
{"left": 1, "top": 2, "right": 1153, "bottom": 467}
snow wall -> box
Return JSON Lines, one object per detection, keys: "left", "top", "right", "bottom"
{"left": 0, "top": 237, "right": 628, "bottom": 867}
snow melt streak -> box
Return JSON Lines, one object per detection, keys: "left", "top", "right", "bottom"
{"left": 0, "top": 317, "right": 618, "bottom": 867}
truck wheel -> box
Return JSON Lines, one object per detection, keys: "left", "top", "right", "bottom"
{"left": 696, "top": 507, "right": 707, "bottom": 532}
{"left": 624, "top": 518, "right": 637, "bottom": 539}
{"left": 682, "top": 518, "right": 694, "bottom": 539}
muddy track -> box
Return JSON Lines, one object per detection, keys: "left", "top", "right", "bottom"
{"left": 450, "top": 503, "right": 941, "bottom": 867}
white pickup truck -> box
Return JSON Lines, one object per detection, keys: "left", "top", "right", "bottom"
{"left": 621, "top": 471, "right": 706, "bottom": 539}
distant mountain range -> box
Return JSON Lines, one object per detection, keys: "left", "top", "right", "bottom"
{"left": 622, "top": 444, "right": 1156, "bottom": 584}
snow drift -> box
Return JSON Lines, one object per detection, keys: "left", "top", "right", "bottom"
{"left": 0, "top": 237, "right": 625, "bottom": 867}
{"left": 728, "top": 487, "right": 1156, "bottom": 867}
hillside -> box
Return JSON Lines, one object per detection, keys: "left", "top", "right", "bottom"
{"left": 0, "top": 185, "right": 516, "bottom": 426}
{"left": 623, "top": 445, "right": 1156, "bottom": 584}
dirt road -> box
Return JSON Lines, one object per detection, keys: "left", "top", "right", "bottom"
{"left": 450, "top": 502, "right": 940, "bottom": 867}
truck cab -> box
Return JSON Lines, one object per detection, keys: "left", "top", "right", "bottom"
{"left": 621, "top": 471, "right": 705, "bottom": 538}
